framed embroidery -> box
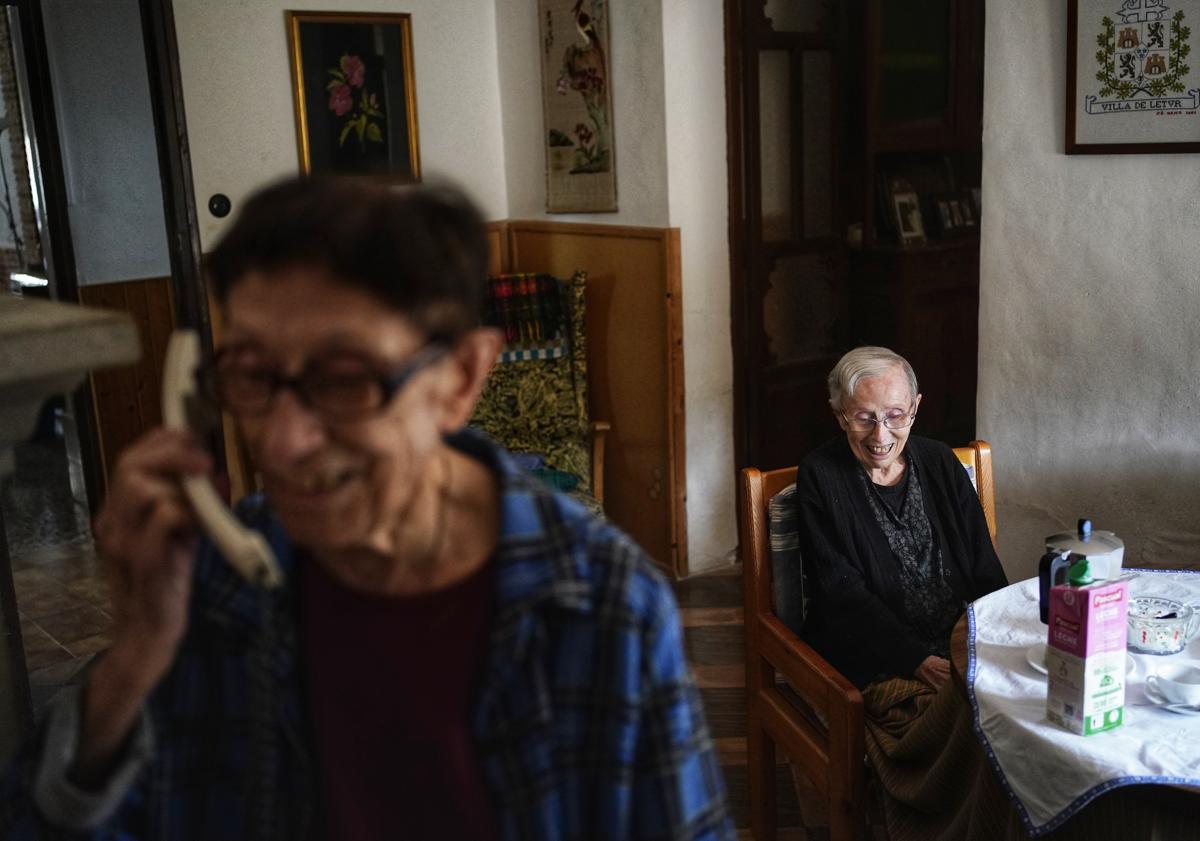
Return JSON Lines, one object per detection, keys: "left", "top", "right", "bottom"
{"left": 1067, "top": 0, "right": 1200, "bottom": 153}
{"left": 286, "top": 11, "right": 420, "bottom": 178}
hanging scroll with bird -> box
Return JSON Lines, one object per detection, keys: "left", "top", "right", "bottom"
{"left": 540, "top": 0, "right": 618, "bottom": 212}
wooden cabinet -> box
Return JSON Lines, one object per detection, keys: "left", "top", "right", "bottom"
{"left": 847, "top": 237, "right": 979, "bottom": 446}
{"left": 727, "top": 1, "right": 985, "bottom": 471}
{"left": 852, "top": 0, "right": 985, "bottom": 245}
{"left": 840, "top": 0, "right": 984, "bottom": 447}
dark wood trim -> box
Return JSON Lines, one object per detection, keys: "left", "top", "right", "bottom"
{"left": 0, "top": 506, "right": 33, "bottom": 749}
{"left": 789, "top": 46, "right": 805, "bottom": 239}
{"left": 139, "top": 0, "right": 226, "bottom": 471}
{"left": 664, "top": 228, "right": 688, "bottom": 580}
{"left": 14, "top": 1, "right": 77, "bottom": 301}
{"left": 80, "top": 276, "right": 175, "bottom": 487}
{"left": 741, "top": 0, "right": 766, "bottom": 471}
{"left": 1065, "top": 0, "right": 1079, "bottom": 154}
{"left": 139, "top": 0, "right": 210, "bottom": 339}
{"left": 726, "top": 1, "right": 847, "bottom": 475}
{"left": 13, "top": 0, "right": 106, "bottom": 513}
{"left": 755, "top": 29, "right": 831, "bottom": 51}
{"left": 1065, "top": 139, "right": 1200, "bottom": 154}
{"left": 724, "top": 0, "right": 750, "bottom": 474}
{"left": 761, "top": 236, "right": 843, "bottom": 259}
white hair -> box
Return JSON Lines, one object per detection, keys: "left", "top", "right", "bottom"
{"left": 827, "top": 346, "right": 918, "bottom": 412}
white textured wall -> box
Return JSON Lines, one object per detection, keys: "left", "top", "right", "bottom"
{"left": 496, "top": 0, "right": 670, "bottom": 225}
{"left": 979, "top": 2, "right": 1200, "bottom": 581}
{"left": 662, "top": 0, "right": 735, "bottom": 572}
{"left": 173, "top": 0, "right": 510, "bottom": 247}
{"left": 43, "top": 0, "right": 170, "bottom": 285}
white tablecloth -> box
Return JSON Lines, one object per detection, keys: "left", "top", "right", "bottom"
{"left": 966, "top": 569, "right": 1200, "bottom": 836}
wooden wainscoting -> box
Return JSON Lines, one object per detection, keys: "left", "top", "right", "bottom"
{"left": 79, "top": 277, "right": 174, "bottom": 489}
{"left": 485, "top": 222, "right": 508, "bottom": 278}
{"left": 495, "top": 220, "right": 688, "bottom": 577}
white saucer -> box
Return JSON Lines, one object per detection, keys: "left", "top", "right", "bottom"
{"left": 1144, "top": 685, "right": 1200, "bottom": 715}
{"left": 1025, "top": 643, "right": 1135, "bottom": 676}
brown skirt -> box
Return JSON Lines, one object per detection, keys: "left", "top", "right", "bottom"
{"left": 863, "top": 678, "right": 1199, "bottom": 841}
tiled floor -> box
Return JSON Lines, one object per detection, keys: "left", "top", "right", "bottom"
{"left": 3, "top": 440, "right": 111, "bottom": 717}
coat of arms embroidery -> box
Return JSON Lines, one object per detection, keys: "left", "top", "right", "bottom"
{"left": 1086, "top": 0, "right": 1198, "bottom": 113}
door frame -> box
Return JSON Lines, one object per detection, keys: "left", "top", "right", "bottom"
{"left": 723, "top": 0, "right": 848, "bottom": 474}
{"left": 139, "top": 0, "right": 215, "bottom": 347}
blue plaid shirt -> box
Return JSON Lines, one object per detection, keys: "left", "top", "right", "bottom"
{"left": 1, "top": 429, "right": 733, "bottom": 840}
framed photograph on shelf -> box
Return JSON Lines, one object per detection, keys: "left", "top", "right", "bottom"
{"left": 1066, "top": 0, "right": 1200, "bottom": 154}
{"left": 931, "top": 191, "right": 978, "bottom": 238}
{"left": 286, "top": 11, "right": 420, "bottom": 179}
{"left": 890, "top": 183, "right": 926, "bottom": 246}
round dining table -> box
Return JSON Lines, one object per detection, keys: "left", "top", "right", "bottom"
{"left": 948, "top": 572, "right": 1200, "bottom": 839}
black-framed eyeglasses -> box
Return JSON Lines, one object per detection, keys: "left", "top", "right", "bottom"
{"left": 841, "top": 405, "right": 917, "bottom": 433}
{"left": 201, "top": 343, "right": 449, "bottom": 421}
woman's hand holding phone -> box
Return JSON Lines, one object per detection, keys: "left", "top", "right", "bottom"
{"left": 78, "top": 428, "right": 211, "bottom": 785}
{"left": 68, "top": 330, "right": 283, "bottom": 786}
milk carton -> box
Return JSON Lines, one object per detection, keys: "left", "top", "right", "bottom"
{"left": 1045, "top": 559, "right": 1129, "bottom": 736}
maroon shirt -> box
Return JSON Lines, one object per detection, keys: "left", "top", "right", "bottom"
{"left": 299, "top": 556, "right": 496, "bottom": 840}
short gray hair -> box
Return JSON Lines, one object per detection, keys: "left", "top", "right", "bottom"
{"left": 827, "top": 346, "right": 918, "bottom": 412}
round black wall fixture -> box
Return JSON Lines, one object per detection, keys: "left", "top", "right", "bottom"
{"left": 208, "top": 193, "right": 232, "bottom": 218}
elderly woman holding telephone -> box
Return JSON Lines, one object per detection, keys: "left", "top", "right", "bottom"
{"left": 0, "top": 176, "right": 732, "bottom": 840}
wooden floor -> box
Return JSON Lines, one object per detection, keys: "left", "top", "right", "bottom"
{"left": 673, "top": 565, "right": 818, "bottom": 840}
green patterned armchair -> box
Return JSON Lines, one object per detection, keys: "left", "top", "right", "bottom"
{"left": 469, "top": 271, "right": 609, "bottom": 512}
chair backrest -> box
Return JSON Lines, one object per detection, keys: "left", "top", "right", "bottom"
{"left": 952, "top": 440, "right": 996, "bottom": 545}
{"left": 470, "top": 271, "right": 593, "bottom": 493}
{"left": 743, "top": 465, "right": 801, "bottom": 627}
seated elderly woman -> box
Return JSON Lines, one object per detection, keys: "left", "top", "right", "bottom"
{"left": 797, "top": 345, "right": 1007, "bottom": 690}
{"left": 795, "top": 345, "right": 1008, "bottom": 839}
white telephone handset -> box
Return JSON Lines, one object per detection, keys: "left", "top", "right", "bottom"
{"left": 162, "top": 330, "right": 284, "bottom": 589}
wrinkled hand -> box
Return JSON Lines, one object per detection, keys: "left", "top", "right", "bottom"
{"left": 91, "top": 427, "right": 211, "bottom": 695}
{"left": 914, "top": 655, "right": 951, "bottom": 690}
{"left": 75, "top": 428, "right": 212, "bottom": 784}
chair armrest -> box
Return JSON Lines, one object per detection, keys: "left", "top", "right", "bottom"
{"left": 751, "top": 611, "right": 864, "bottom": 794}
{"left": 757, "top": 613, "right": 861, "bottom": 706}
{"left": 590, "top": 420, "right": 610, "bottom": 507}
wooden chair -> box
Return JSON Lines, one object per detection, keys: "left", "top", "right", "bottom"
{"left": 740, "top": 440, "right": 996, "bottom": 841}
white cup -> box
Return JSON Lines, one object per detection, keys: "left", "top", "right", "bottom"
{"left": 1146, "top": 665, "right": 1200, "bottom": 707}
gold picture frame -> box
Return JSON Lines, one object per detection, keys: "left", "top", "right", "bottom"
{"left": 286, "top": 11, "right": 421, "bottom": 179}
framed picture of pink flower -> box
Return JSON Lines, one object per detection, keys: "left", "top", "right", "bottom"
{"left": 286, "top": 11, "right": 420, "bottom": 179}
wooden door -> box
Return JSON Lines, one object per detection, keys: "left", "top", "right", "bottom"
{"left": 726, "top": 0, "right": 848, "bottom": 473}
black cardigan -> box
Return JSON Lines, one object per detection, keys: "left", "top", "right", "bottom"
{"left": 796, "top": 436, "right": 1007, "bottom": 688}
